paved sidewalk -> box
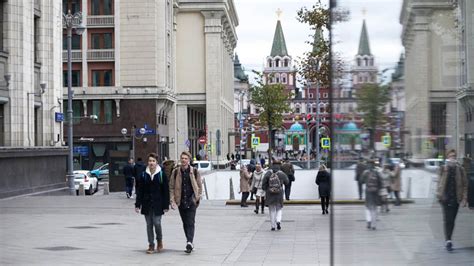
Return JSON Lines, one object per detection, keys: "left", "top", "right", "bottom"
{"left": 0, "top": 194, "right": 472, "bottom": 265}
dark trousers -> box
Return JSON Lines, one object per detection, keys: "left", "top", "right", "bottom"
{"left": 357, "top": 181, "right": 364, "bottom": 200}
{"left": 125, "top": 177, "right": 134, "bottom": 196}
{"left": 241, "top": 192, "right": 249, "bottom": 206}
{"left": 285, "top": 182, "right": 292, "bottom": 200}
{"left": 321, "top": 196, "right": 329, "bottom": 211}
{"left": 178, "top": 205, "right": 197, "bottom": 243}
{"left": 393, "top": 191, "right": 401, "bottom": 206}
{"left": 442, "top": 203, "right": 459, "bottom": 241}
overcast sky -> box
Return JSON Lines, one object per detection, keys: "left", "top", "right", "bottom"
{"left": 234, "top": 0, "right": 404, "bottom": 82}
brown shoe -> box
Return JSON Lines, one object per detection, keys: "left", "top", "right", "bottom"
{"left": 146, "top": 244, "right": 155, "bottom": 254}
{"left": 157, "top": 241, "right": 163, "bottom": 252}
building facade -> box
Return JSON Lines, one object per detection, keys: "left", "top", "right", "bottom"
{"left": 401, "top": 0, "right": 460, "bottom": 158}
{"left": 0, "top": 0, "right": 68, "bottom": 198}
{"left": 62, "top": 0, "right": 238, "bottom": 170}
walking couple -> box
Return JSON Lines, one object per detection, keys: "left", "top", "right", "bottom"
{"left": 134, "top": 151, "right": 203, "bottom": 254}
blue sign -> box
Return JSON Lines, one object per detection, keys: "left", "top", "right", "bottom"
{"left": 73, "top": 146, "right": 89, "bottom": 156}
{"left": 185, "top": 139, "right": 191, "bottom": 148}
{"left": 55, "top": 112, "right": 64, "bottom": 122}
{"left": 239, "top": 120, "right": 243, "bottom": 128}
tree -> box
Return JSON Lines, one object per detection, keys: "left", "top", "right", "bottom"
{"left": 250, "top": 72, "right": 292, "bottom": 166}
{"left": 355, "top": 83, "right": 391, "bottom": 150}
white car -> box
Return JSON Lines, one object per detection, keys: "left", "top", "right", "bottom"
{"left": 74, "top": 170, "right": 98, "bottom": 195}
{"left": 235, "top": 159, "right": 252, "bottom": 170}
{"left": 424, "top": 159, "right": 444, "bottom": 172}
{"left": 193, "top": 161, "right": 213, "bottom": 172}
{"left": 389, "top": 158, "right": 406, "bottom": 168}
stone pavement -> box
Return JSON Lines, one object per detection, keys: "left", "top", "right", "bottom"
{"left": 0, "top": 193, "right": 473, "bottom": 265}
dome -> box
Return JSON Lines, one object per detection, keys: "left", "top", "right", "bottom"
{"left": 289, "top": 122, "right": 304, "bottom": 132}
{"left": 342, "top": 122, "right": 359, "bottom": 131}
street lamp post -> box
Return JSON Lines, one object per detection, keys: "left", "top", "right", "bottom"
{"left": 121, "top": 127, "right": 146, "bottom": 160}
{"left": 63, "top": 10, "right": 85, "bottom": 196}
{"left": 306, "top": 84, "right": 311, "bottom": 170}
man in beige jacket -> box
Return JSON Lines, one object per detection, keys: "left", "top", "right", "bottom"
{"left": 169, "top": 151, "right": 203, "bottom": 254}
{"left": 437, "top": 149, "right": 468, "bottom": 252}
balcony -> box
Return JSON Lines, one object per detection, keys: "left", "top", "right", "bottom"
{"left": 87, "top": 49, "right": 114, "bottom": 61}
{"left": 87, "top": 15, "right": 114, "bottom": 28}
{"left": 62, "top": 50, "right": 83, "bottom": 62}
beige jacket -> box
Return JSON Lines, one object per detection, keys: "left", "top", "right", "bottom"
{"left": 169, "top": 166, "right": 202, "bottom": 207}
{"left": 437, "top": 161, "right": 468, "bottom": 204}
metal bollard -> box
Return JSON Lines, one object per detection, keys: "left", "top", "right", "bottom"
{"left": 229, "top": 177, "right": 235, "bottom": 200}
{"left": 78, "top": 184, "right": 85, "bottom": 196}
{"left": 203, "top": 178, "right": 209, "bottom": 200}
{"left": 103, "top": 182, "right": 110, "bottom": 195}
{"left": 406, "top": 177, "right": 412, "bottom": 199}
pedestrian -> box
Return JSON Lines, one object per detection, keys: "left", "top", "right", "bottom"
{"left": 361, "top": 159, "right": 382, "bottom": 230}
{"left": 250, "top": 163, "right": 266, "bottom": 214}
{"left": 262, "top": 160, "right": 289, "bottom": 231}
{"left": 231, "top": 153, "right": 235, "bottom": 161}
{"left": 133, "top": 158, "right": 146, "bottom": 196}
{"left": 248, "top": 160, "right": 256, "bottom": 200}
{"left": 239, "top": 166, "right": 251, "bottom": 207}
{"left": 169, "top": 151, "right": 203, "bottom": 254}
{"left": 123, "top": 158, "right": 135, "bottom": 199}
{"left": 281, "top": 159, "right": 295, "bottom": 200}
{"left": 355, "top": 158, "right": 367, "bottom": 200}
{"left": 436, "top": 149, "right": 468, "bottom": 251}
{"left": 260, "top": 156, "right": 265, "bottom": 168}
{"left": 316, "top": 164, "right": 331, "bottom": 215}
{"left": 379, "top": 164, "right": 392, "bottom": 213}
{"left": 390, "top": 163, "right": 402, "bottom": 206}
{"left": 227, "top": 153, "right": 230, "bottom": 161}
{"left": 134, "top": 153, "right": 169, "bottom": 254}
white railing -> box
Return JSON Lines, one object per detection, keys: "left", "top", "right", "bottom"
{"left": 87, "top": 49, "right": 115, "bottom": 61}
{"left": 87, "top": 15, "right": 114, "bottom": 27}
{"left": 62, "top": 50, "right": 83, "bottom": 62}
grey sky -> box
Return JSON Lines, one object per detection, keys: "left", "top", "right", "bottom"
{"left": 234, "top": 0, "right": 404, "bottom": 81}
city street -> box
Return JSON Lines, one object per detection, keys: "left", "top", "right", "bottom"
{"left": 1, "top": 192, "right": 472, "bottom": 265}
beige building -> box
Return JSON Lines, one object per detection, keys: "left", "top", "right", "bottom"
{"left": 401, "top": 0, "right": 461, "bottom": 158}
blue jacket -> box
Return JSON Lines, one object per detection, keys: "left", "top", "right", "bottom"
{"left": 135, "top": 166, "right": 170, "bottom": 216}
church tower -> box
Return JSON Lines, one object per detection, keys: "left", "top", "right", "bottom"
{"left": 352, "top": 19, "right": 378, "bottom": 88}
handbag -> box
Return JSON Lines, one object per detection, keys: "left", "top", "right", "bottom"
{"left": 251, "top": 186, "right": 257, "bottom": 194}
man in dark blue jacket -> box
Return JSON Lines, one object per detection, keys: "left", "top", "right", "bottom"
{"left": 123, "top": 158, "right": 134, "bottom": 198}
{"left": 135, "top": 153, "right": 170, "bottom": 254}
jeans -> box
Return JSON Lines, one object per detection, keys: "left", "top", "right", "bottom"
{"left": 179, "top": 205, "right": 197, "bottom": 243}
{"left": 241, "top": 192, "right": 249, "bottom": 206}
{"left": 144, "top": 211, "right": 162, "bottom": 246}
{"left": 268, "top": 205, "right": 282, "bottom": 229}
{"left": 393, "top": 191, "right": 401, "bottom": 206}
{"left": 442, "top": 203, "right": 459, "bottom": 241}
{"left": 125, "top": 177, "right": 134, "bottom": 196}
{"left": 365, "top": 206, "right": 377, "bottom": 228}
{"left": 321, "top": 196, "right": 329, "bottom": 211}
{"left": 358, "top": 181, "right": 364, "bottom": 200}
{"left": 285, "top": 182, "right": 292, "bottom": 200}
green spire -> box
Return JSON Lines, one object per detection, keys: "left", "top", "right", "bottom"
{"left": 233, "top": 54, "right": 248, "bottom": 82}
{"left": 312, "top": 28, "right": 323, "bottom": 54}
{"left": 270, "top": 20, "right": 288, "bottom": 57}
{"left": 357, "top": 20, "right": 371, "bottom": 56}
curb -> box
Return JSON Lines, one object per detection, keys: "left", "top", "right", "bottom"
{"left": 225, "top": 199, "right": 415, "bottom": 205}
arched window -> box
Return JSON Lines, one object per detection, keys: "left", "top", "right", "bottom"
{"left": 295, "top": 104, "right": 301, "bottom": 114}
{"left": 275, "top": 59, "right": 280, "bottom": 67}
{"left": 284, "top": 59, "right": 289, "bottom": 67}
{"left": 281, "top": 73, "right": 287, "bottom": 84}
{"left": 357, "top": 58, "right": 361, "bottom": 66}
{"left": 275, "top": 73, "right": 280, "bottom": 83}
{"left": 364, "top": 58, "right": 368, "bottom": 66}
{"left": 268, "top": 59, "right": 272, "bottom": 67}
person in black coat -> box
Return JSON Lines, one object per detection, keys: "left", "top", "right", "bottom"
{"left": 316, "top": 164, "right": 331, "bottom": 215}
{"left": 135, "top": 153, "right": 170, "bottom": 254}
{"left": 123, "top": 158, "right": 135, "bottom": 198}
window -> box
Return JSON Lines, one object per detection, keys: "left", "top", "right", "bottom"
{"left": 295, "top": 107, "right": 300, "bottom": 113}
{"left": 310, "top": 93, "right": 313, "bottom": 98}
{"left": 63, "top": 35, "right": 81, "bottom": 50}
{"left": 91, "top": 33, "right": 113, "bottom": 49}
{"left": 63, "top": 0, "right": 81, "bottom": 14}
{"left": 0, "top": 104, "right": 4, "bottom": 146}
{"left": 92, "top": 70, "right": 113, "bottom": 86}
{"left": 34, "top": 17, "right": 40, "bottom": 63}
{"left": 268, "top": 60, "right": 272, "bottom": 67}
{"left": 92, "top": 100, "right": 113, "bottom": 124}
{"left": 323, "top": 93, "right": 328, "bottom": 98}
{"left": 282, "top": 77, "right": 286, "bottom": 83}
{"left": 63, "top": 70, "right": 81, "bottom": 87}
{"left": 63, "top": 100, "right": 82, "bottom": 124}
{"left": 91, "top": 0, "right": 113, "bottom": 15}
{"left": 284, "top": 59, "right": 289, "bottom": 67}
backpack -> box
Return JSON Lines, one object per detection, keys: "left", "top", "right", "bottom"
{"left": 268, "top": 172, "right": 282, "bottom": 194}
{"left": 365, "top": 170, "right": 380, "bottom": 193}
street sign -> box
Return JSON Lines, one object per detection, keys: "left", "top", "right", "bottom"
{"left": 185, "top": 139, "right": 191, "bottom": 148}
{"left": 55, "top": 112, "right": 64, "bottom": 122}
{"left": 382, "top": 135, "right": 391, "bottom": 147}
{"left": 251, "top": 137, "right": 260, "bottom": 148}
{"left": 73, "top": 146, "right": 89, "bottom": 156}
{"left": 198, "top": 136, "right": 206, "bottom": 144}
{"left": 321, "top": 138, "right": 331, "bottom": 149}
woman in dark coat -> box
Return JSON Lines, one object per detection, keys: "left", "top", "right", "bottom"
{"left": 316, "top": 164, "right": 331, "bottom": 215}
{"left": 135, "top": 153, "right": 170, "bottom": 254}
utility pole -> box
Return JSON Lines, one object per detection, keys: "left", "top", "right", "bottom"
{"left": 315, "top": 80, "right": 320, "bottom": 170}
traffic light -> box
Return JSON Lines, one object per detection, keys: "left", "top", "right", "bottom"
{"left": 306, "top": 114, "right": 312, "bottom": 125}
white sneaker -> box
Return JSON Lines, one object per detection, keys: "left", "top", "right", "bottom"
{"left": 185, "top": 242, "right": 193, "bottom": 253}
{"left": 129, "top": 195, "right": 134, "bottom": 199}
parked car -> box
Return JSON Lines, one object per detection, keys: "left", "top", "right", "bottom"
{"left": 90, "top": 163, "right": 109, "bottom": 180}
{"left": 389, "top": 158, "right": 406, "bottom": 168}
{"left": 192, "top": 160, "right": 213, "bottom": 172}
{"left": 235, "top": 159, "right": 252, "bottom": 170}
{"left": 424, "top": 159, "right": 445, "bottom": 172}
{"left": 74, "top": 170, "right": 98, "bottom": 195}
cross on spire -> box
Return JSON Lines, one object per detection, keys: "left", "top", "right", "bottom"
{"left": 276, "top": 8, "right": 282, "bottom": 20}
